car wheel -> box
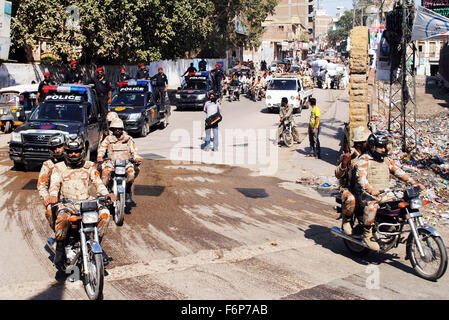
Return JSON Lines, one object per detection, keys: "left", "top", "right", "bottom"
{"left": 140, "top": 120, "right": 149, "bottom": 137}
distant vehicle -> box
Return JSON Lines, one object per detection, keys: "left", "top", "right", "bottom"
{"left": 0, "top": 84, "right": 39, "bottom": 133}
{"left": 265, "top": 75, "right": 313, "bottom": 113}
{"left": 270, "top": 60, "right": 282, "bottom": 72}
{"left": 9, "top": 84, "right": 103, "bottom": 170}
{"left": 110, "top": 80, "right": 170, "bottom": 137}
{"left": 173, "top": 72, "right": 214, "bottom": 111}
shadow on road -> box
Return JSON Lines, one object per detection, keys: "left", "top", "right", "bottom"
{"left": 302, "top": 224, "right": 418, "bottom": 277}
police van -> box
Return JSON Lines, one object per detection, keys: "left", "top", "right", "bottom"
{"left": 110, "top": 80, "right": 170, "bottom": 137}
{"left": 173, "top": 72, "right": 213, "bottom": 111}
{"left": 9, "top": 84, "right": 103, "bottom": 170}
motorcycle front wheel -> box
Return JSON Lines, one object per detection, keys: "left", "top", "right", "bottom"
{"left": 282, "top": 131, "right": 293, "bottom": 147}
{"left": 83, "top": 246, "right": 104, "bottom": 300}
{"left": 114, "top": 193, "right": 125, "bottom": 226}
{"left": 406, "top": 229, "right": 448, "bottom": 281}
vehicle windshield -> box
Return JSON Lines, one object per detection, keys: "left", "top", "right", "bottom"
{"left": 29, "top": 103, "right": 84, "bottom": 122}
{"left": 0, "top": 93, "right": 19, "bottom": 106}
{"left": 111, "top": 93, "right": 146, "bottom": 106}
{"left": 183, "top": 81, "right": 207, "bottom": 90}
{"left": 268, "top": 80, "right": 297, "bottom": 90}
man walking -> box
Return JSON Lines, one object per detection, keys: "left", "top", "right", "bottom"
{"left": 203, "top": 91, "right": 222, "bottom": 152}
{"left": 308, "top": 97, "right": 320, "bottom": 159}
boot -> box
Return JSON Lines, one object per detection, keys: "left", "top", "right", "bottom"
{"left": 54, "top": 241, "right": 66, "bottom": 271}
{"left": 362, "top": 226, "right": 380, "bottom": 251}
{"left": 125, "top": 183, "right": 133, "bottom": 203}
{"left": 342, "top": 215, "right": 353, "bottom": 235}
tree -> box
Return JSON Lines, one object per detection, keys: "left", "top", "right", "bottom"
{"left": 327, "top": 10, "right": 353, "bottom": 47}
{"left": 11, "top": 0, "right": 275, "bottom": 63}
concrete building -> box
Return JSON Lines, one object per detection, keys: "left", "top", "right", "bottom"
{"left": 241, "top": 0, "right": 314, "bottom": 67}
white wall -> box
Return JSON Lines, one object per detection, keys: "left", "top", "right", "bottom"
{"left": 0, "top": 58, "right": 228, "bottom": 89}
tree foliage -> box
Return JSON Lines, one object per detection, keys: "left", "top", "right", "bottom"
{"left": 327, "top": 10, "right": 353, "bottom": 47}
{"left": 11, "top": 0, "right": 277, "bottom": 63}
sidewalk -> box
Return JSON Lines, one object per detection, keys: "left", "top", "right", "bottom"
{"left": 276, "top": 89, "right": 349, "bottom": 204}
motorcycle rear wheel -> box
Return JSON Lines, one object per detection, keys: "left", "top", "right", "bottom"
{"left": 83, "top": 248, "right": 104, "bottom": 300}
{"left": 407, "top": 230, "right": 448, "bottom": 281}
{"left": 282, "top": 131, "right": 293, "bottom": 147}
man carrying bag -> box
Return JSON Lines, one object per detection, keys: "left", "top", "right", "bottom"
{"left": 203, "top": 91, "right": 222, "bottom": 152}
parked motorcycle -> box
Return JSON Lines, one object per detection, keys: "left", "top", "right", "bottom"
{"left": 332, "top": 186, "right": 448, "bottom": 281}
{"left": 52, "top": 196, "right": 111, "bottom": 300}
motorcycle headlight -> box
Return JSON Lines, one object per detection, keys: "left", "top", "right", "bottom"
{"left": 115, "top": 166, "right": 126, "bottom": 175}
{"left": 410, "top": 198, "right": 423, "bottom": 210}
{"left": 11, "top": 132, "right": 22, "bottom": 143}
{"left": 82, "top": 212, "right": 99, "bottom": 224}
{"left": 128, "top": 113, "right": 142, "bottom": 121}
{"left": 197, "top": 94, "right": 206, "bottom": 100}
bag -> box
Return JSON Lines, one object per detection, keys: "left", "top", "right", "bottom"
{"left": 205, "top": 111, "right": 222, "bottom": 129}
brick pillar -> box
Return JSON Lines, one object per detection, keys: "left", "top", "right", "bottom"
{"left": 348, "top": 26, "right": 369, "bottom": 144}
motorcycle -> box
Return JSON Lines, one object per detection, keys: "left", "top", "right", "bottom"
{"left": 99, "top": 158, "right": 138, "bottom": 226}
{"left": 332, "top": 186, "right": 448, "bottom": 281}
{"left": 52, "top": 196, "right": 111, "bottom": 300}
{"left": 253, "top": 85, "right": 262, "bottom": 102}
{"left": 280, "top": 118, "right": 294, "bottom": 147}
{"left": 228, "top": 85, "right": 240, "bottom": 102}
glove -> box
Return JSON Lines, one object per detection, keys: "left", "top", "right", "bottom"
{"left": 134, "top": 158, "right": 142, "bottom": 165}
{"left": 45, "top": 196, "right": 59, "bottom": 206}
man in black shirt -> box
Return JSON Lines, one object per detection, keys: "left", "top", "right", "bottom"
{"left": 150, "top": 67, "right": 168, "bottom": 109}
{"left": 136, "top": 63, "right": 150, "bottom": 80}
{"left": 183, "top": 63, "right": 197, "bottom": 76}
{"left": 91, "top": 67, "right": 112, "bottom": 130}
{"left": 64, "top": 61, "right": 83, "bottom": 84}
{"left": 198, "top": 59, "right": 207, "bottom": 71}
{"left": 117, "top": 67, "right": 131, "bottom": 85}
{"left": 210, "top": 63, "right": 224, "bottom": 98}
{"left": 35, "top": 72, "right": 56, "bottom": 105}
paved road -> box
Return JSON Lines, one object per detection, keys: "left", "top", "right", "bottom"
{"left": 0, "top": 88, "right": 448, "bottom": 300}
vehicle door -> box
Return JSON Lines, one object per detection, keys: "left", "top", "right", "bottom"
{"left": 86, "top": 95, "right": 101, "bottom": 149}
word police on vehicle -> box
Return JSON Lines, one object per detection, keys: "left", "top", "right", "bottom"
{"left": 45, "top": 95, "right": 83, "bottom": 102}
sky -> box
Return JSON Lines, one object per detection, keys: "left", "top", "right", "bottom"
{"left": 323, "top": 0, "right": 422, "bottom": 17}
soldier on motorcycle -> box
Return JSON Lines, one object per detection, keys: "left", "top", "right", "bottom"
{"left": 335, "top": 126, "right": 371, "bottom": 235}
{"left": 47, "top": 135, "right": 116, "bottom": 270}
{"left": 354, "top": 132, "right": 425, "bottom": 251}
{"left": 38, "top": 134, "right": 66, "bottom": 231}
{"left": 97, "top": 118, "right": 143, "bottom": 203}
{"left": 100, "top": 111, "right": 120, "bottom": 142}
{"left": 277, "top": 97, "right": 300, "bottom": 145}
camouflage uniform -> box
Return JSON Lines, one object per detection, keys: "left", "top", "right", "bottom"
{"left": 97, "top": 132, "right": 142, "bottom": 186}
{"left": 277, "top": 104, "right": 300, "bottom": 143}
{"left": 49, "top": 161, "right": 111, "bottom": 241}
{"left": 335, "top": 149, "right": 361, "bottom": 217}
{"left": 354, "top": 153, "right": 418, "bottom": 226}
{"left": 37, "top": 160, "right": 56, "bottom": 230}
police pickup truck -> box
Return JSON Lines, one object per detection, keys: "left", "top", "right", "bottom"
{"left": 110, "top": 80, "right": 170, "bottom": 137}
{"left": 173, "top": 72, "right": 213, "bottom": 110}
{"left": 9, "top": 85, "right": 103, "bottom": 170}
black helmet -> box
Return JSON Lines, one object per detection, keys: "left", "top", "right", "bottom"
{"left": 367, "top": 132, "right": 389, "bottom": 162}
{"left": 63, "top": 134, "right": 86, "bottom": 167}
{"left": 48, "top": 133, "right": 65, "bottom": 161}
